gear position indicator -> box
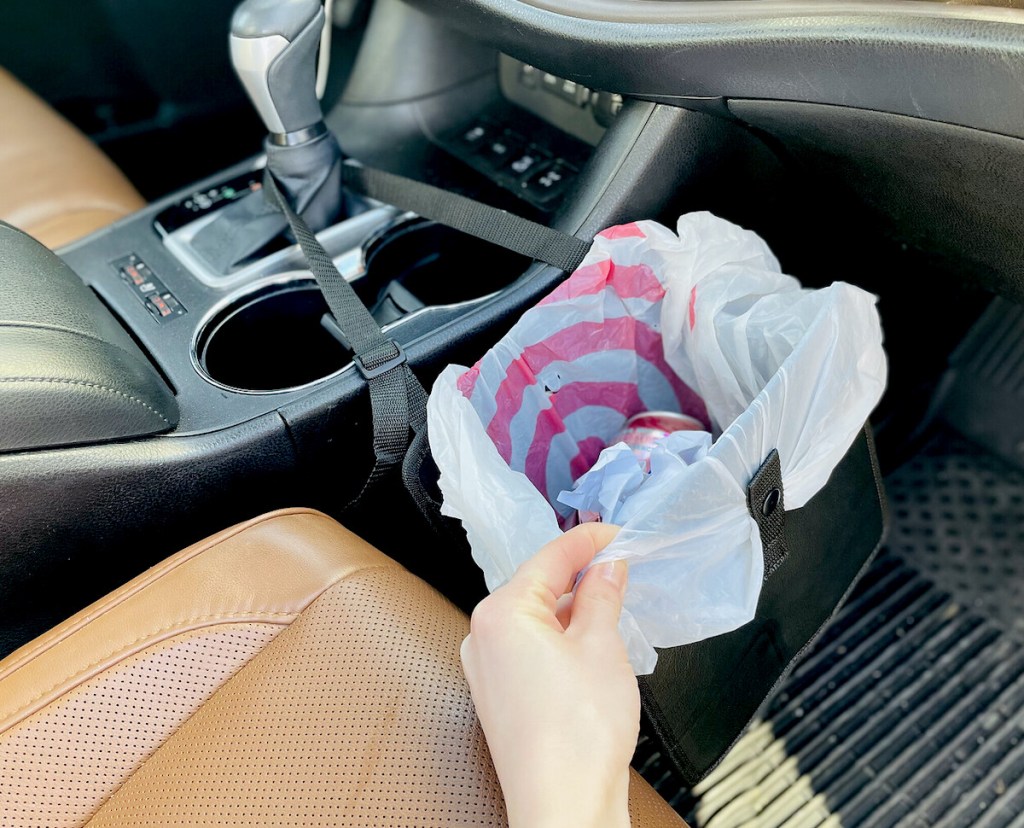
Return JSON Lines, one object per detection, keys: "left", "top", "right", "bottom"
{"left": 153, "top": 170, "right": 264, "bottom": 236}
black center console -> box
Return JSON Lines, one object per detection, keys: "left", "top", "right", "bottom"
{"left": 55, "top": 155, "right": 545, "bottom": 434}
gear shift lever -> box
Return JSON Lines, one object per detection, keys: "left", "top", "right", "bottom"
{"left": 230, "top": 0, "right": 327, "bottom": 144}
{"left": 191, "top": 0, "right": 344, "bottom": 275}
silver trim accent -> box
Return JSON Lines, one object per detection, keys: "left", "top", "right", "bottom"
{"left": 162, "top": 203, "right": 402, "bottom": 290}
{"left": 515, "top": 0, "right": 1024, "bottom": 25}
{"left": 189, "top": 215, "right": 531, "bottom": 397}
{"left": 270, "top": 121, "right": 327, "bottom": 146}
{"left": 229, "top": 33, "right": 290, "bottom": 134}
{"left": 190, "top": 274, "right": 346, "bottom": 396}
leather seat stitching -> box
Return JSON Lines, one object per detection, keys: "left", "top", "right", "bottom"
{"left": 0, "top": 509, "right": 330, "bottom": 676}
{"left": 0, "top": 321, "right": 163, "bottom": 363}
{"left": 0, "top": 611, "right": 298, "bottom": 729}
{"left": 0, "top": 377, "right": 171, "bottom": 425}
{"left": 0, "top": 561, "right": 397, "bottom": 731}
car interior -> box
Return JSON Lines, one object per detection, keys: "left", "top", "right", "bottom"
{"left": 3, "top": 0, "right": 1024, "bottom": 824}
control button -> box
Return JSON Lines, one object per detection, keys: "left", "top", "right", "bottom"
{"left": 541, "top": 72, "right": 561, "bottom": 92}
{"left": 524, "top": 162, "right": 575, "bottom": 203}
{"left": 476, "top": 133, "right": 525, "bottom": 172}
{"left": 557, "top": 78, "right": 591, "bottom": 107}
{"left": 147, "top": 294, "right": 172, "bottom": 318}
{"left": 502, "top": 147, "right": 547, "bottom": 180}
{"left": 519, "top": 64, "right": 540, "bottom": 88}
{"left": 115, "top": 255, "right": 166, "bottom": 298}
{"left": 457, "top": 122, "right": 490, "bottom": 149}
{"left": 145, "top": 292, "right": 186, "bottom": 323}
{"left": 121, "top": 263, "right": 145, "bottom": 287}
{"left": 593, "top": 91, "right": 625, "bottom": 127}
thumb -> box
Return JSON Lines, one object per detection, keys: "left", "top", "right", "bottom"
{"left": 568, "top": 559, "right": 628, "bottom": 639}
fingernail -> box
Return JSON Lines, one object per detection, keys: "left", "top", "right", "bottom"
{"left": 598, "top": 559, "right": 629, "bottom": 598}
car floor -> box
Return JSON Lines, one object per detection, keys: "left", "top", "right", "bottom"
{"left": 636, "top": 425, "right": 1024, "bottom": 827}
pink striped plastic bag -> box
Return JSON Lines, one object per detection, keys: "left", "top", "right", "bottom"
{"left": 427, "top": 212, "right": 887, "bottom": 674}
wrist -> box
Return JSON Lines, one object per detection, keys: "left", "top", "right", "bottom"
{"left": 505, "top": 770, "right": 631, "bottom": 828}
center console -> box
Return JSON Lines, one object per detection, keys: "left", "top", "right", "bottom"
{"left": 48, "top": 0, "right": 635, "bottom": 437}
{"left": 58, "top": 159, "right": 545, "bottom": 429}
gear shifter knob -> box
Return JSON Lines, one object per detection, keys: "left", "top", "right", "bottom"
{"left": 230, "top": 0, "right": 325, "bottom": 140}
{"left": 192, "top": 0, "right": 344, "bottom": 272}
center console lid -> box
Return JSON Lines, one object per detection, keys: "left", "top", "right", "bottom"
{"left": 0, "top": 222, "right": 178, "bottom": 453}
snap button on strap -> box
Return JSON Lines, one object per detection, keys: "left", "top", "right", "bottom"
{"left": 747, "top": 449, "right": 788, "bottom": 580}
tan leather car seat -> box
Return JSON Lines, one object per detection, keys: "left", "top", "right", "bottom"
{"left": 0, "top": 67, "right": 144, "bottom": 249}
{"left": 0, "top": 508, "right": 686, "bottom": 827}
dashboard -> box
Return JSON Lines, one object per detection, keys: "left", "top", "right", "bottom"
{"left": 406, "top": 0, "right": 1024, "bottom": 141}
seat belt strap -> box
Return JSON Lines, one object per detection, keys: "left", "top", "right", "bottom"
{"left": 265, "top": 161, "right": 591, "bottom": 518}
{"left": 263, "top": 171, "right": 436, "bottom": 518}
{"left": 341, "top": 163, "right": 592, "bottom": 274}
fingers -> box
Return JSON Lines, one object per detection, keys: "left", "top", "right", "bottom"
{"left": 569, "top": 559, "right": 629, "bottom": 639}
{"left": 554, "top": 593, "right": 574, "bottom": 630}
{"left": 511, "top": 523, "right": 620, "bottom": 607}
{"left": 460, "top": 633, "right": 474, "bottom": 670}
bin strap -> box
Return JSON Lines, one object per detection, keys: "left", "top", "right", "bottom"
{"left": 747, "top": 449, "right": 789, "bottom": 580}
{"left": 263, "top": 170, "right": 439, "bottom": 520}
{"left": 341, "top": 163, "right": 593, "bottom": 274}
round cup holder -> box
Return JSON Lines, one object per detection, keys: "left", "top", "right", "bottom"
{"left": 358, "top": 219, "right": 532, "bottom": 310}
{"left": 194, "top": 220, "right": 532, "bottom": 394}
{"left": 195, "top": 279, "right": 350, "bottom": 393}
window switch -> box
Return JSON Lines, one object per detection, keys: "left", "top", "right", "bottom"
{"left": 523, "top": 162, "right": 575, "bottom": 203}
{"left": 501, "top": 147, "right": 548, "bottom": 180}
{"left": 475, "top": 133, "right": 525, "bottom": 172}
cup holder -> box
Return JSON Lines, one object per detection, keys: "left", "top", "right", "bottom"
{"left": 195, "top": 280, "right": 350, "bottom": 393}
{"left": 357, "top": 219, "right": 532, "bottom": 323}
{"left": 195, "top": 220, "right": 533, "bottom": 393}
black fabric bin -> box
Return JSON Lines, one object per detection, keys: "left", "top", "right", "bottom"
{"left": 639, "top": 425, "right": 887, "bottom": 785}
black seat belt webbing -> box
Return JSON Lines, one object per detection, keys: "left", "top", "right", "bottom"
{"left": 341, "top": 164, "right": 592, "bottom": 274}
{"left": 263, "top": 172, "right": 436, "bottom": 517}
{"left": 264, "top": 162, "right": 591, "bottom": 519}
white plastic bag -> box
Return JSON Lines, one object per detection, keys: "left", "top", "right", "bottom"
{"left": 427, "top": 212, "right": 887, "bottom": 674}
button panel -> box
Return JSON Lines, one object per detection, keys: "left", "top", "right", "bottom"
{"left": 440, "top": 118, "right": 580, "bottom": 211}
{"left": 511, "top": 58, "right": 622, "bottom": 129}
{"left": 112, "top": 254, "right": 186, "bottom": 324}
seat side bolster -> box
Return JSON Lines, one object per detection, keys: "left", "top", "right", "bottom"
{"left": 0, "top": 66, "right": 145, "bottom": 248}
{"left": 0, "top": 507, "right": 398, "bottom": 732}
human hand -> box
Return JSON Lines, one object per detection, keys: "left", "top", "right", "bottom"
{"left": 461, "top": 524, "right": 638, "bottom": 828}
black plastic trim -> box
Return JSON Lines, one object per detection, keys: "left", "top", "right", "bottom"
{"left": 403, "top": 0, "right": 1024, "bottom": 139}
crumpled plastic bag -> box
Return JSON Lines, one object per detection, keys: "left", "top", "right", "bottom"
{"left": 427, "top": 212, "right": 887, "bottom": 674}
{"left": 557, "top": 430, "right": 714, "bottom": 526}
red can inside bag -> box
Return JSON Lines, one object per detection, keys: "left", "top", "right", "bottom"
{"left": 568, "top": 411, "right": 706, "bottom": 526}
{"left": 615, "top": 411, "right": 705, "bottom": 473}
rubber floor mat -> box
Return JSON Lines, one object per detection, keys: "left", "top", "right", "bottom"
{"left": 635, "top": 428, "right": 1024, "bottom": 827}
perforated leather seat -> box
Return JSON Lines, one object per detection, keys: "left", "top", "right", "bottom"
{"left": 0, "top": 508, "right": 685, "bottom": 826}
{"left": 0, "top": 68, "right": 144, "bottom": 249}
